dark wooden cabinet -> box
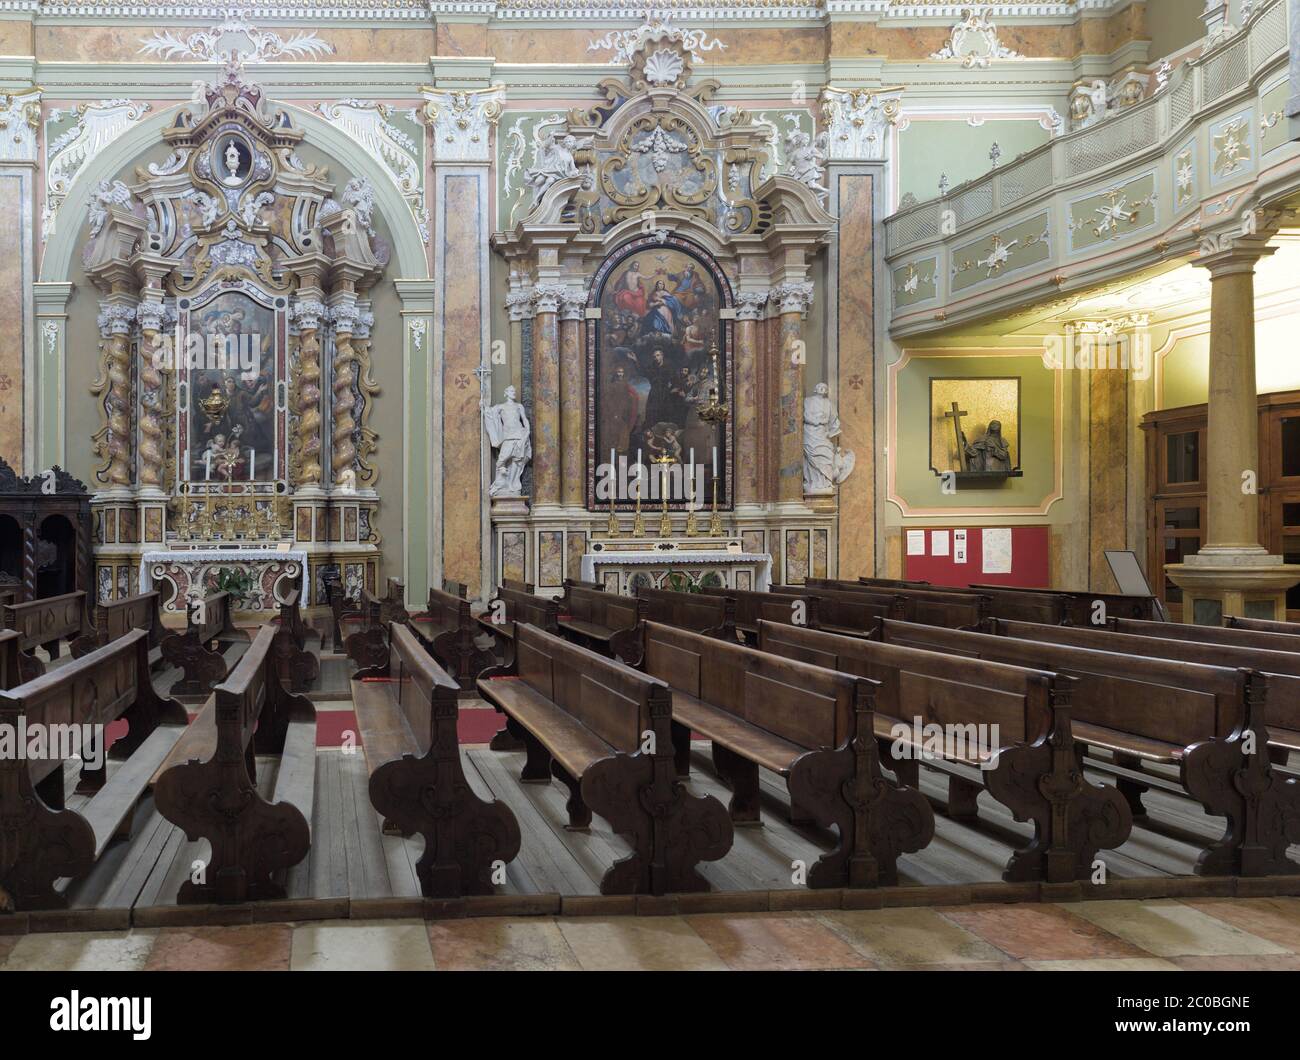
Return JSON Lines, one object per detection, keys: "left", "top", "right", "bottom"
{"left": 1142, "top": 390, "right": 1300, "bottom": 621}
{"left": 0, "top": 457, "right": 93, "bottom": 605}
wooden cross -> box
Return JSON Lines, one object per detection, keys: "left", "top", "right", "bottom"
{"left": 944, "top": 402, "right": 970, "bottom": 472}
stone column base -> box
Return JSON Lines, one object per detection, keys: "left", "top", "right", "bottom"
{"left": 1165, "top": 552, "right": 1300, "bottom": 625}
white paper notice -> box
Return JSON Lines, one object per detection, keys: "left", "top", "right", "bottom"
{"left": 931, "top": 530, "right": 950, "bottom": 557}
{"left": 982, "top": 527, "right": 1013, "bottom": 574}
{"left": 953, "top": 529, "right": 967, "bottom": 564}
{"left": 906, "top": 530, "right": 926, "bottom": 556}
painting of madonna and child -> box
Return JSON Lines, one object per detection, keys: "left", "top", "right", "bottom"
{"left": 592, "top": 246, "right": 729, "bottom": 507}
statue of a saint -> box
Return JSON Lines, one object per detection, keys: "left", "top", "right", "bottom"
{"left": 222, "top": 140, "right": 243, "bottom": 186}
{"left": 483, "top": 385, "right": 532, "bottom": 497}
{"left": 785, "top": 129, "right": 828, "bottom": 201}
{"left": 965, "top": 419, "right": 1013, "bottom": 472}
{"left": 523, "top": 129, "right": 590, "bottom": 204}
{"left": 803, "top": 382, "right": 855, "bottom": 494}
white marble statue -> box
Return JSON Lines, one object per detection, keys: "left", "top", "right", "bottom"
{"left": 483, "top": 385, "right": 532, "bottom": 497}
{"left": 785, "top": 129, "right": 828, "bottom": 200}
{"left": 222, "top": 140, "right": 243, "bottom": 186}
{"left": 523, "top": 128, "right": 588, "bottom": 204}
{"left": 803, "top": 382, "right": 855, "bottom": 494}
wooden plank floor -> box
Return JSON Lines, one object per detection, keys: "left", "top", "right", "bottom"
{"left": 50, "top": 724, "right": 1300, "bottom": 926}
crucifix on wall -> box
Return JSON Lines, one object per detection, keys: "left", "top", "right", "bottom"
{"left": 944, "top": 401, "right": 970, "bottom": 472}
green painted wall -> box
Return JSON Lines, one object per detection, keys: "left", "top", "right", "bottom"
{"left": 894, "top": 353, "right": 1056, "bottom": 510}
{"left": 898, "top": 119, "right": 1051, "bottom": 204}
{"left": 1161, "top": 315, "right": 1300, "bottom": 409}
{"left": 1145, "top": 0, "right": 1206, "bottom": 60}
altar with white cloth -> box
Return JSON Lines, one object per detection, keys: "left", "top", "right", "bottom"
{"left": 580, "top": 538, "right": 771, "bottom": 595}
{"left": 139, "top": 548, "right": 310, "bottom": 613}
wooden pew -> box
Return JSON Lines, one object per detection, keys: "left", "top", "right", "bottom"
{"left": 805, "top": 578, "right": 989, "bottom": 628}
{"left": 70, "top": 590, "right": 165, "bottom": 667}
{"left": 757, "top": 620, "right": 1128, "bottom": 882}
{"left": 770, "top": 584, "right": 905, "bottom": 635}
{"left": 1227, "top": 615, "right": 1300, "bottom": 636}
{"left": 153, "top": 624, "right": 317, "bottom": 903}
{"left": 160, "top": 590, "right": 248, "bottom": 697}
{"left": 477, "top": 587, "right": 561, "bottom": 751}
{"left": 332, "top": 585, "right": 388, "bottom": 671}
{"left": 632, "top": 586, "right": 735, "bottom": 643}
{"left": 635, "top": 620, "right": 933, "bottom": 887}
{"left": 0, "top": 628, "right": 20, "bottom": 690}
{"left": 984, "top": 617, "right": 1300, "bottom": 760}
{"left": 557, "top": 583, "right": 644, "bottom": 662}
{"left": 352, "top": 623, "right": 520, "bottom": 897}
{"left": 2, "top": 590, "right": 92, "bottom": 680}
{"left": 0, "top": 629, "right": 188, "bottom": 909}
{"left": 270, "top": 590, "right": 321, "bottom": 693}
{"left": 1110, "top": 616, "right": 1300, "bottom": 654}
{"left": 376, "top": 577, "right": 411, "bottom": 626}
{"left": 699, "top": 585, "right": 820, "bottom": 643}
{"left": 555, "top": 577, "right": 603, "bottom": 608}
{"left": 971, "top": 584, "right": 1160, "bottom": 624}
{"left": 412, "top": 582, "right": 491, "bottom": 689}
{"left": 859, "top": 576, "right": 1069, "bottom": 624}
{"left": 502, "top": 578, "right": 534, "bottom": 595}
{"left": 873, "top": 617, "right": 1299, "bottom": 877}
{"left": 478, "top": 622, "right": 732, "bottom": 895}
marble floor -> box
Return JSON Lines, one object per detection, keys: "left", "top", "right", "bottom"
{"left": 3, "top": 897, "right": 1299, "bottom": 971}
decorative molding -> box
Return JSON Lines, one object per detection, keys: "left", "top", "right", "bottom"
{"left": 423, "top": 85, "right": 506, "bottom": 164}
{"left": 531, "top": 282, "right": 567, "bottom": 315}
{"left": 587, "top": 17, "right": 726, "bottom": 64}
{"left": 929, "top": 9, "right": 1022, "bottom": 69}
{"left": 0, "top": 89, "right": 41, "bottom": 165}
{"left": 819, "top": 86, "right": 902, "bottom": 162}
{"left": 139, "top": 15, "right": 334, "bottom": 66}
{"left": 770, "top": 281, "right": 814, "bottom": 316}
{"left": 408, "top": 317, "right": 427, "bottom": 352}
{"left": 734, "top": 289, "right": 770, "bottom": 320}
{"left": 318, "top": 98, "right": 428, "bottom": 242}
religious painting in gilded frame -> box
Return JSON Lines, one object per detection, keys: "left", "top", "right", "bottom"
{"left": 585, "top": 235, "right": 734, "bottom": 511}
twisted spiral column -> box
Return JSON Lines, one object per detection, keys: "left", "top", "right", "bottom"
{"left": 96, "top": 301, "right": 136, "bottom": 488}
{"left": 292, "top": 299, "right": 325, "bottom": 487}
{"left": 330, "top": 301, "right": 359, "bottom": 483}
{"left": 136, "top": 301, "right": 170, "bottom": 490}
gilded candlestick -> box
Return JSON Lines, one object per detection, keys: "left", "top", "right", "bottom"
{"left": 709, "top": 479, "right": 723, "bottom": 536}
{"left": 654, "top": 454, "right": 673, "bottom": 537}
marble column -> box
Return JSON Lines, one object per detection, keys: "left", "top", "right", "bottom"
{"left": 821, "top": 85, "right": 901, "bottom": 578}
{"left": 132, "top": 278, "right": 170, "bottom": 492}
{"left": 95, "top": 300, "right": 137, "bottom": 488}
{"left": 426, "top": 85, "right": 503, "bottom": 600}
{"left": 531, "top": 283, "right": 564, "bottom": 509}
{"left": 734, "top": 290, "right": 768, "bottom": 506}
{"left": 0, "top": 89, "right": 38, "bottom": 475}
{"left": 771, "top": 282, "right": 814, "bottom": 506}
{"left": 558, "top": 289, "right": 586, "bottom": 508}
{"left": 286, "top": 255, "right": 329, "bottom": 489}
{"left": 329, "top": 296, "right": 359, "bottom": 486}
{"left": 506, "top": 287, "right": 532, "bottom": 400}
{"left": 1166, "top": 229, "right": 1299, "bottom": 620}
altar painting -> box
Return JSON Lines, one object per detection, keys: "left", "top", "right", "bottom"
{"left": 181, "top": 291, "right": 280, "bottom": 483}
{"left": 589, "top": 241, "right": 731, "bottom": 508}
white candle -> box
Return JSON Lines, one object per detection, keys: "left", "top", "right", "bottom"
{"left": 688, "top": 448, "right": 695, "bottom": 505}
{"left": 610, "top": 448, "right": 616, "bottom": 499}
{"left": 636, "top": 449, "right": 643, "bottom": 497}
{"left": 183, "top": 449, "right": 189, "bottom": 481}
{"left": 712, "top": 446, "right": 718, "bottom": 477}
{"left": 204, "top": 450, "right": 211, "bottom": 481}
{"left": 248, "top": 448, "right": 255, "bottom": 482}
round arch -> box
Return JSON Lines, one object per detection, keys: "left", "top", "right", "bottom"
{"left": 40, "top": 100, "right": 430, "bottom": 283}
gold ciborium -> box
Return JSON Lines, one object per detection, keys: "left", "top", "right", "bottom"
{"left": 199, "top": 386, "right": 230, "bottom": 422}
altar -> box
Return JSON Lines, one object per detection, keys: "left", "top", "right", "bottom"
{"left": 139, "top": 548, "right": 309, "bottom": 614}
{"left": 580, "top": 538, "right": 771, "bottom": 595}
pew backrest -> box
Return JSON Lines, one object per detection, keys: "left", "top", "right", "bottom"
{"left": 0, "top": 629, "right": 19, "bottom": 690}
{"left": 758, "top": 619, "right": 1054, "bottom": 746}
{"left": 189, "top": 590, "right": 232, "bottom": 643}
{"left": 514, "top": 623, "right": 658, "bottom": 753}
{"left": 565, "top": 585, "right": 642, "bottom": 632}
{"left": 634, "top": 586, "right": 733, "bottom": 636}
{"left": 806, "top": 578, "right": 988, "bottom": 628}
{"left": 492, "top": 585, "right": 559, "bottom": 631}
{"left": 699, "top": 586, "right": 820, "bottom": 632}
{"left": 2, "top": 590, "right": 88, "bottom": 651}
{"left": 876, "top": 618, "right": 1247, "bottom": 747}
{"left": 93, "top": 590, "right": 164, "bottom": 649}
{"left": 772, "top": 583, "right": 902, "bottom": 632}
{"left": 643, "top": 620, "right": 866, "bottom": 750}
{"left": 388, "top": 622, "right": 460, "bottom": 753}
{"left": 1114, "top": 616, "right": 1300, "bottom": 654}
{"left": 425, "top": 584, "right": 472, "bottom": 631}
{"left": 213, "top": 624, "right": 279, "bottom": 759}
{"left": 1227, "top": 615, "right": 1300, "bottom": 637}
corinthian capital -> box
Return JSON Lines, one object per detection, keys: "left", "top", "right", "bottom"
{"left": 770, "top": 281, "right": 814, "bottom": 316}
{"left": 506, "top": 288, "right": 535, "bottom": 322}
{"left": 423, "top": 85, "right": 506, "bottom": 163}
{"left": 532, "top": 282, "right": 568, "bottom": 315}
{"left": 97, "top": 301, "right": 137, "bottom": 337}
{"left": 819, "top": 86, "right": 903, "bottom": 163}
{"left": 559, "top": 288, "right": 588, "bottom": 321}
{"left": 735, "top": 290, "right": 770, "bottom": 321}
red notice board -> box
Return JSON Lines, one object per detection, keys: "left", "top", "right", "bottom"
{"left": 903, "top": 525, "right": 1050, "bottom": 589}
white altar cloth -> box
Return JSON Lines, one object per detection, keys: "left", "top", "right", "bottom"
{"left": 139, "top": 548, "right": 309, "bottom": 608}
{"left": 580, "top": 550, "right": 771, "bottom": 591}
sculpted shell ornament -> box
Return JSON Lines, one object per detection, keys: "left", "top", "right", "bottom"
{"left": 643, "top": 47, "right": 685, "bottom": 87}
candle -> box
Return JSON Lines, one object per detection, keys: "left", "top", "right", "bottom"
{"left": 248, "top": 448, "right": 256, "bottom": 482}
{"left": 712, "top": 446, "right": 718, "bottom": 477}
{"left": 183, "top": 449, "right": 189, "bottom": 481}
{"left": 688, "top": 449, "right": 695, "bottom": 507}
{"left": 610, "top": 448, "right": 616, "bottom": 499}
{"left": 636, "top": 449, "right": 643, "bottom": 497}
{"left": 204, "top": 450, "right": 211, "bottom": 481}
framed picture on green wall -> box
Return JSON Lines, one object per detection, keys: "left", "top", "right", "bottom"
{"left": 929, "top": 377, "right": 1022, "bottom": 477}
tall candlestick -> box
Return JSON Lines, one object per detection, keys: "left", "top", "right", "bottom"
{"left": 712, "top": 445, "right": 718, "bottom": 477}
{"left": 607, "top": 447, "right": 620, "bottom": 537}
